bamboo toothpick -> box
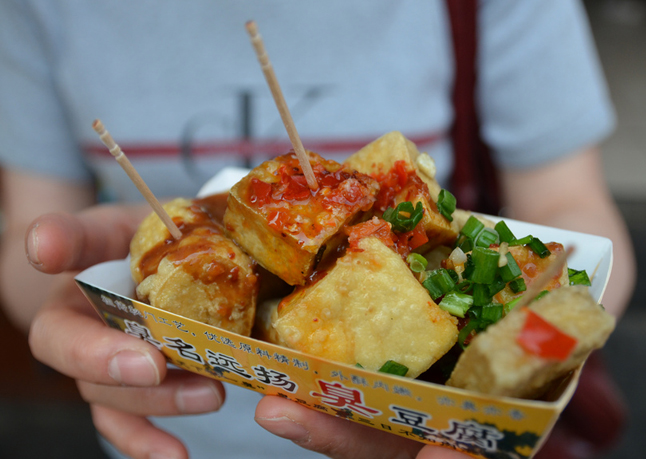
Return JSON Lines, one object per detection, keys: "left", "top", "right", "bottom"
{"left": 92, "top": 119, "right": 183, "bottom": 240}
{"left": 512, "top": 246, "right": 574, "bottom": 311}
{"left": 245, "top": 20, "right": 318, "bottom": 191}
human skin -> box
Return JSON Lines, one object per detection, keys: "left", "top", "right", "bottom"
{"left": 0, "top": 147, "right": 636, "bottom": 459}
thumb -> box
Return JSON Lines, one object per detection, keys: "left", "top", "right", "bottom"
{"left": 26, "top": 204, "right": 149, "bottom": 274}
{"left": 255, "top": 395, "right": 425, "bottom": 459}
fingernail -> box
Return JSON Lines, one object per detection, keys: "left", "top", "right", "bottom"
{"left": 26, "top": 224, "right": 41, "bottom": 266}
{"left": 176, "top": 380, "right": 223, "bottom": 414}
{"left": 108, "top": 350, "right": 160, "bottom": 386}
{"left": 255, "top": 415, "right": 310, "bottom": 442}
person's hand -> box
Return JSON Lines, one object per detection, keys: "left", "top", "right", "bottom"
{"left": 254, "top": 355, "right": 628, "bottom": 459}
{"left": 255, "top": 356, "right": 627, "bottom": 459}
{"left": 26, "top": 206, "right": 226, "bottom": 459}
{"left": 255, "top": 396, "right": 471, "bottom": 459}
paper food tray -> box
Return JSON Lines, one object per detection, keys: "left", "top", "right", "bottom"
{"left": 76, "top": 167, "right": 613, "bottom": 459}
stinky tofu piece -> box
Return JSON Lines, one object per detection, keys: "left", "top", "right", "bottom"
{"left": 224, "top": 151, "right": 379, "bottom": 286}
{"left": 344, "top": 132, "right": 458, "bottom": 249}
{"left": 130, "top": 198, "right": 258, "bottom": 336}
{"left": 447, "top": 286, "right": 615, "bottom": 399}
{"left": 271, "top": 237, "right": 459, "bottom": 378}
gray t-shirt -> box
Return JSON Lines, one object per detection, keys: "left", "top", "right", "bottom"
{"left": 1, "top": 0, "right": 613, "bottom": 202}
{"left": 0, "top": 1, "right": 615, "bottom": 458}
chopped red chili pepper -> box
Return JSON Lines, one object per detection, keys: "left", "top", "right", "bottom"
{"left": 516, "top": 309, "right": 577, "bottom": 361}
{"left": 346, "top": 218, "right": 395, "bottom": 251}
{"left": 243, "top": 152, "right": 379, "bottom": 246}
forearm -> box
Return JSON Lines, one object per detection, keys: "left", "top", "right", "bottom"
{"left": 500, "top": 147, "right": 636, "bottom": 318}
{"left": 0, "top": 169, "right": 96, "bottom": 332}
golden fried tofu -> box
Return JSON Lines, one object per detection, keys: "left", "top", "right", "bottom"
{"left": 344, "top": 132, "right": 458, "bottom": 249}
{"left": 446, "top": 286, "right": 615, "bottom": 399}
{"left": 130, "top": 198, "right": 258, "bottom": 336}
{"left": 224, "top": 151, "right": 379, "bottom": 286}
{"left": 271, "top": 236, "right": 459, "bottom": 378}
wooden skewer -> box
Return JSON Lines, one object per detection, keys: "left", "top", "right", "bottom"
{"left": 512, "top": 246, "right": 574, "bottom": 311}
{"left": 91, "top": 119, "right": 183, "bottom": 240}
{"left": 245, "top": 20, "right": 318, "bottom": 191}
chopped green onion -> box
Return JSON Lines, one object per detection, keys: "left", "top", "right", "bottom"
{"left": 468, "top": 305, "right": 483, "bottom": 322}
{"left": 437, "top": 189, "right": 456, "bottom": 222}
{"left": 481, "top": 303, "right": 503, "bottom": 325}
{"left": 406, "top": 253, "right": 428, "bottom": 273}
{"left": 488, "top": 277, "right": 507, "bottom": 297}
{"left": 504, "top": 296, "right": 522, "bottom": 315}
{"left": 378, "top": 360, "right": 408, "bottom": 376}
{"left": 472, "top": 283, "right": 493, "bottom": 306}
{"left": 456, "top": 235, "right": 474, "bottom": 253}
{"left": 439, "top": 292, "right": 473, "bottom": 318}
{"left": 422, "top": 276, "right": 444, "bottom": 300}
{"left": 499, "top": 252, "right": 522, "bottom": 282}
{"left": 469, "top": 247, "right": 499, "bottom": 284}
{"left": 355, "top": 363, "right": 364, "bottom": 368}
{"left": 533, "top": 290, "right": 550, "bottom": 302}
{"left": 382, "top": 201, "right": 424, "bottom": 233}
{"left": 456, "top": 280, "right": 473, "bottom": 293}
{"left": 462, "top": 253, "right": 475, "bottom": 280}
{"left": 461, "top": 216, "right": 485, "bottom": 240}
{"left": 422, "top": 269, "right": 456, "bottom": 300}
{"left": 528, "top": 237, "right": 551, "bottom": 258}
{"left": 494, "top": 221, "right": 516, "bottom": 243}
{"left": 510, "top": 235, "right": 533, "bottom": 246}
{"left": 508, "top": 277, "right": 527, "bottom": 293}
{"left": 458, "top": 320, "right": 478, "bottom": 349}
{"left": 475, "top": 227, "right": 499, "bottom": 248}
{"left": 568, "top": 268, "right": 592, "bottom": 286}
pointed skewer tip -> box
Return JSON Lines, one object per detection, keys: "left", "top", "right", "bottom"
{"left": 92, "top": 119, "right": 105, "bottom": 135}
{"left": 245, "top": 20, "right": 257, "bottom": 36}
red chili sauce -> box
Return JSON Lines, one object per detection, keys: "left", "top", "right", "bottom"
{"left": 245, "top": 152, "right": 378, "bottom": 247}
{"left": 344, "top": 216, "right": 428, "bottom": 259}
{"left": 372, "top": 160, "right": 437, "bottom": 214}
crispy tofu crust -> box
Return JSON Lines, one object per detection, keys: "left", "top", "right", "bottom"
{"left": 344, "top": 132, "right": 458, "bottom": 250}
{"left": 271, "top": 237, "right": 458, "bottom": 378}
{"left": 446, "top": 286, "right": 615, "bottom": 398}
{"left": 224, "top": 152, "right": 378, "bottom": 285}
{"left": 130, "top": 198, "right": 258, "bottom": 336}
{"left": 344, "top": 131, "right": 441, "bottom": 199}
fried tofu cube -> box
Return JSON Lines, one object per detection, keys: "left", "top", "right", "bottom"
{"left": 224, "top": 151, "right": 379, "bottom": 286}
{"left": 344, "top": 132, "right": 458, "bottom": 249}
{"left": 130, "top": 198, "right": 258, "bottom": 336}
{"left": 271, "top": 237, "right": 459, "bottom": 378}
{"left": 447, "top": 286, "right": 615, "bottom": 399}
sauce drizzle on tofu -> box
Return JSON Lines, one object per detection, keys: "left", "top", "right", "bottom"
{"left": 137, "top": 203, "right": 239, "bottom": 286}
{"left": 372, "top": 160, "right": 436, "bottom": 213}
{"left": 244, "top": 152, "right": 378, "bottom": 247}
